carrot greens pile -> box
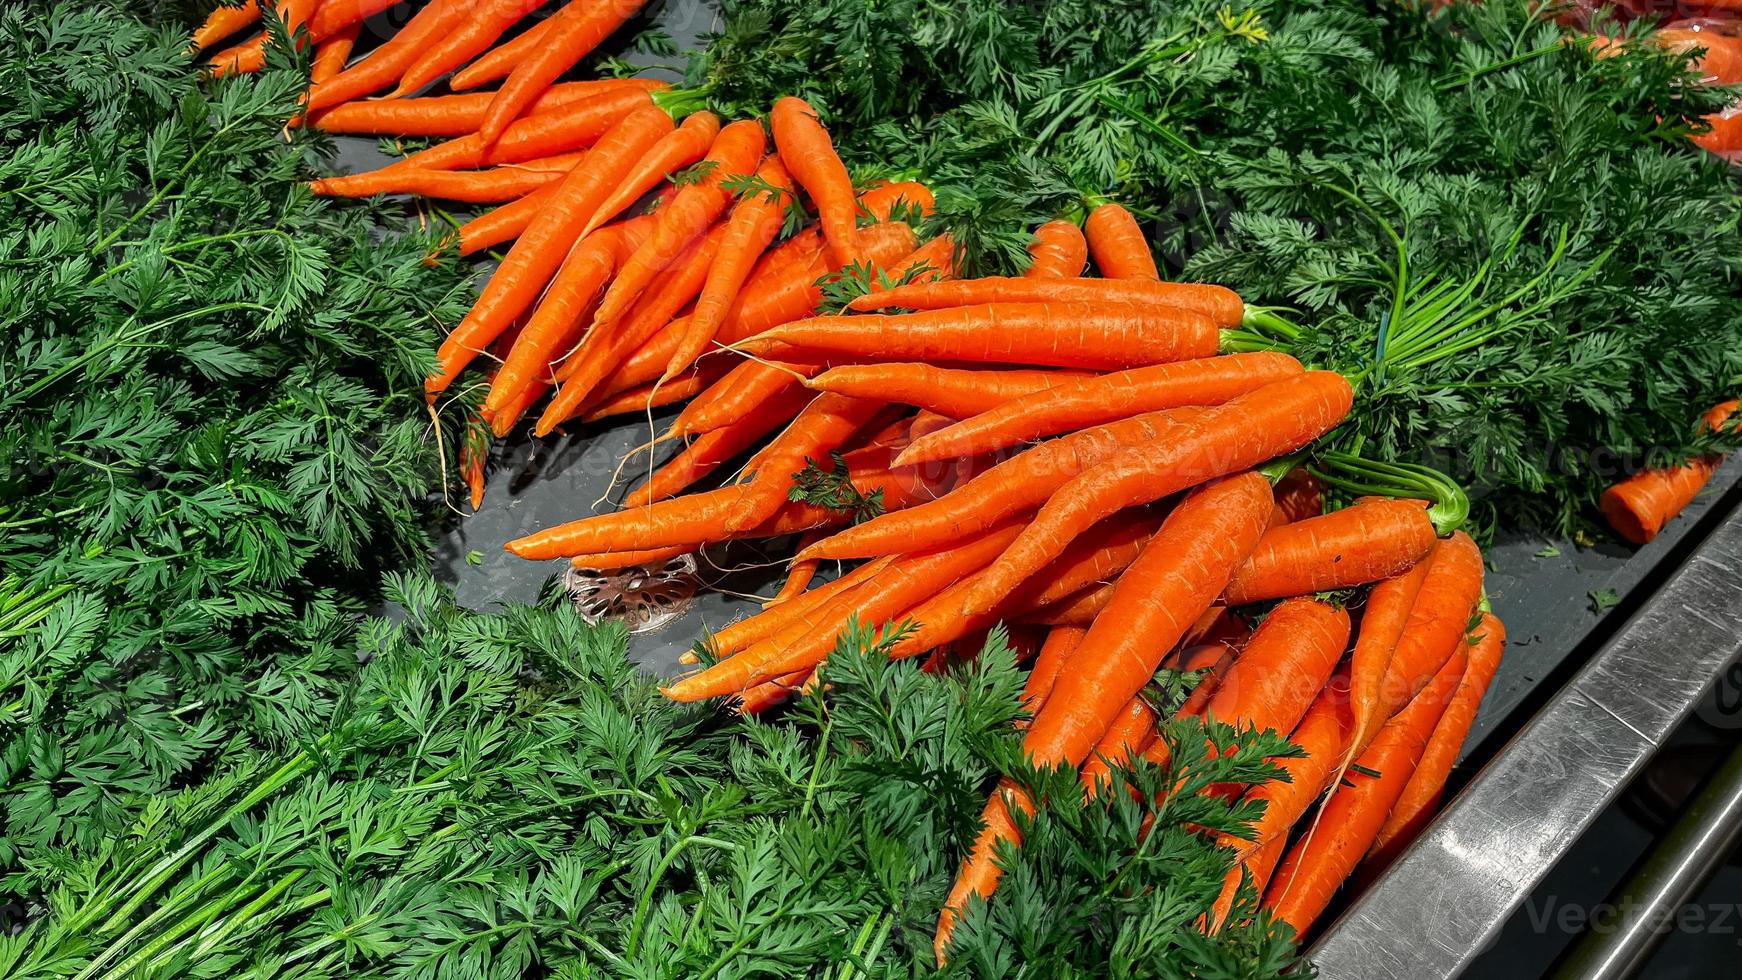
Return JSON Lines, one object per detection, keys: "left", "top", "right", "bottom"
{"left": 698, "top": 0, "right": 1742, "bottom": 531}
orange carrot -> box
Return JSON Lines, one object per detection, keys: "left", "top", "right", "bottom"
{"left": 309, "top": 23, "right": 359, "bottom": 84}
{"left": 894, "top": 352, "right": 1303, "bottom": 465}
{"left": 1024, "top": 220, "right": 1088, "bottom": 279}
{"left": 1237, "top": 670, "right": 1354, "bottom": 852}
{"left": 394, "top": 0, "right": 552, "bottom": 97}
{"left": 1079, "top": 696, "right": 1158, "bottom": 792}
{"left": 735, "top": 669, "right": 812, "bottom": 715}
{"left": 1024, "top": 626, "right": 1087, "bottom": 714}
{"left": 192, "top": 0, "right": 260, "bottom": 51}
{"left": 769, "top": 533, "right": 828, "bottom": 607}
{"left": 1220, "top": 498, "right": 1438, "bottom": 606}
{"left": 483, "top": 216, "right": 654, "bottom": 434}
{"left": 477, "top": 0, "right": 652, "bottom": 146}
{"left": 847, "top": 276, "right": 1243, "bottom": 328}
{"left": 799, "top": 409, "right": 1202, "bottom": 562}
{"left": 311, "top": 79, "right": 665, "bottom": 136}
{"left": 581, "top": 111, "right": 723, "bottom": 238}
{"left": 722, "top": 394, "right": 896, "bottom": 531}
{"left": 1198, "top": 598, "right": 1349, "bottom": 738}
{"left": 427, "top": 102, "right": 674, "bottom": 395}
{"left": 804, "top": 364, "right": 1091, "bottom": 420}
{"left": 304, "top": 0, "right": 468, "bottom": 112}
{"left": 1366, "top": 612, "right": 1505, "bottom": 868}
{"left": 740, "top": 302, "right": 1219, "bottom": 369}
{"left": 1375, "top": 532, "right": 1484, "bottom": 720}
{"left": 311, "top": 156, "right": 586, "bottom": 203}
{"left": 1020, "top": 581, "right": 1116, "bottom": 627}
{"left": 307, "top": 0, "right": 405, "bottom": 39}
{"left": 567, "top": 545, "right": 691, "bottom": 571}
{"left": 674, "top": 359, "right": 815, "bottom": 437}
{"left": 1601, "top": 399, "right": 1739, "bottom": 544}
{"left": 1273, "top": 468, "right": 1324, "bottom": 523}
{"left": 710, "top": 556, "right": 898, "bottom": 657}
{"left": 587, "top": 120, "right": 767, "bottom": 344}
{"left": 208, "top": 0, "right": 320, "bottom": 76}
{"left": 1084, "top": 202, "right": 1159, "bottom": 280}
{"left": 456, "top": 186, "right": 558, "bottom": 257}
{"left": 948, "top": 372, "right": 1354, "bottom": 622}
{"left": 662, "top": 522, "right": 1026, "bottom": 701}
{"left": 447, "top": 13, "right": 556, "bottom": 89}
{"left": 576, "top": 368, "right": 723, "bottom": 422}
{"left": 536, "top": 224, "right": 731, "bottom": 430}
{"left": 393, "top": 87, "right": 658, "bottom": 171}
{"left": 712, "top": 220, "right": 919, "bottom": 345}
{"left": 662, "top": 157, "right": 795, "bottom": 381}
{"left": 622, "top": 384, "right": 815, "bottom": 506}
{"left": 937, "top": 473, "right": 1271, "bottom": 953}
{"left": 770, "top": 96, "right": 861, "bottom": 265}
{"left": 1343, "top": 559, "right": 1433, "bottom": 779}
{"left": 1264, "top": 644, "right": 1468, "bottom": 936}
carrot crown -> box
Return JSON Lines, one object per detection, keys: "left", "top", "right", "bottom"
{"left": 1310, "top": 452, "right": 1470, "bottom": 536}
{"left": 651, "top": 86, "right": 713, "bottom": 120}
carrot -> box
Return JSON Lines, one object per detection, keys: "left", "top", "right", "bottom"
{"left": 1079, "top": 697, "right": 1157, "bottom": 793}
{"left": 580, "top": 111, "right": 722, "bottom": 238}
{"left": 1220, "top": 497, "right": 1438, "bottom": 606}
{"left": 890, "top": 233, "right": 958, "bottom": 283}
{"left": 311, "top": 79, "right": 666, "bottom": 136}
{"left": 662, "top": 157, "right": 795, "bottom": 381}
{"left": 1236, "top": 669, "right": 1355, "bottom": 852}
{"left": 1198, "top": 598, "right": 1349, "bottom": 738}
{"left": 393, "top": 87, "right": 661, "bottom": 172}
{"left": 948, "top": 372, "right": 1354, "bottom": 622}
{"left": 394, "top": 0, "right": 553, "bottom": 97}
{"left": 674, "top": 359, "right": 814, "bottom": 437}
{"left": 894, "top": 352, "right": 1303, "bottom": 466}
{"left": 536, "top": 224, "right": 730, "bottom": 430}
{"left": 483, "top": 216, "right": 654, "bottom": 434}
{"left": 710, "top": 556, "right": 898, "bottom": 657}
{"left": 304, "top": 0, "right": 469, "bottom": 112}
{"left": 1343, "top": 559, "right": 1433, "bottom": 781}
{"left": 508, "top": 484, "right": 758, "bottom": 558}
{"left": 734, "top": 669, "right": 812, "bottom": 715}
{"left": 566, "top": 545, "right": 691, "bottom": 571}
{"left": 770, "top": 97, "right": 861, "bottom": 265}
{"left": 311, "top": 156, "right": 586, "bottom": 203}
{"left": 1084, "top": 202, "right": 1159, "bottom": 280}
{"left": 799, "top": 409, "right": 1202, "bottom": 562}
{"left": 1365, "top": 612, "right": 1506, "bottom": 868}
{"left": 459, "top": 423, "right": 489, "bottom": 511}
{"left": 192, "top": 0, "right": 260, "bottom": 51}
{"left": 1264, "top": 645, "right": 1468, "bottom": 936}
{"left": 455, "top": 186, "right": 557, "bottom": 257}
{"left": 477, "top": 0, "right": 652, "bottom": 146}
{"left": 847, "top": 276, "right": 1243, "bottom": 328}
{"left": 1024, "top": 626, "right": 1087, "bottom": 714}
{"left": 804, "top": 364, "right": 1091, "bottom": 420}
{"left": 1375, "top": 532, "right": 1484, "bottom": 719}
{"left": 769, "top": 534, "right": 827, "bottom": 607}
{"left": 586, "top": 121, "right": 767, "bottom": 343}
{"left": 661, "top": 522, "right": 1026, "bottom": 702}
{"left": 722, "top": 394, "right": 896, "bottom": 531}
{"left": 712, "top": 220, "right": 920, "bottom": 345}
{"left": 1020, "top": 581, "right": 1116, "bottom": 627}
{"left": 427, "top": 103, "right": 674, "bottom": 395}
{"left": 577, "top": 370, "right": 722, "bottom": 423}
{"left": 447, "top": 13, "right": 556, "bottom": 90}
{"left": 622, "top": 385, "right": 815, "bottom": 506}
{"left": 309, "top": 23, "right": 359, "bottom": 84}
{"left": 1024, "top": 220, "right": 1088, "bottom": 279}
{"left": 1601, "top": 399, "right": 1739, "bottom": 544}
{"left": 307, "top": 0, "right": 406, "bottom": 39}
{"left": 208, "top": 0, "right": 320, "bottom": 76}
{"left": 739, "top": 302, "right": 1219, "bottom": 369}
{"left": 937, "top": 473, "right": 1271, "bottom": 953}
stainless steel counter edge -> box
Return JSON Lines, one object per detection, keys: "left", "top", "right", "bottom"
{"left": 1309, "top": 499, "right": 1742, "bottom": 980}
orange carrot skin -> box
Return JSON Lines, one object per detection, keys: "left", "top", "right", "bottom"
{"left": 771, "top": 96, "right": 861, "bottom": 265}
{"left": 623, "top": 385, "right": 815, "bottom": 506}
{"left": 311, "top": 163, "right": 573, "bottom": 203}
{"left": 396, "top": 88, "right": 657, "bottom": 172}
{"left": 848, "top": 275, "right": 1244, "bottom": 328}
{"left": 895, "top": 352, "right": 1304, "bottom": 466}
{"left": 1367, "top": 612, "right": 1506, "bottom": 866}
{"left": 427, "top": 103, "right": 674, "bottom": 396}
{"left": 937, "top": 783, "right": 1027, "bottom": 961}
{"left": 477, "top": 0, "right": 651, "bottom": 146}
{"left": 1220, "top": 497, "right": 1438, "bottom": 606}
{"left": 735, "top": 669, "right": 812, "bottom": 715}
{"left": 1084, "top": 202, "right": 1159, "bottom": 280}
{"left": 952, "top": 371, "right": 1354, "bottom": 620}
{"left": 395, "top": 0, "right": 552, "bottom": 97}
{"left": 1601, "top": 399, "right": 1738, "bottom": 544}
{"left": 1200, "top": 598, "right": 1350, "bottom": 738}
{"left": 1020, "top": 581, "right": 1115, "bottom": 627}
{"left": 1344, "top": 559, "right": 1433, "bottom": 775}
{"left": 711, "top": 556, "right": 897, "bottom": 657}
{"left": 1237, "top": 670, "right": 1355, "bottom": 852}
{"left": 662, "top": 523, "right": 1026, "bottom": 701}
{"left": 192, "top": 0, "right": 261, "bottom": 51}
{"left": 726, "top": 394, "right": 895, "bottom": 531}
{"left": 741, "top": 302, "right": 1220, "bottom": 370}
{"left": 1024, "top": 220, "right": 1088, "bottom": 279}
{"left": 577, "top": 368, "right": 721, "bottom": 422}
{"left": 582, "top": 111, "right": 723, "bottom": 239}
{"left": 800, "top": 408, "right": 1203, "bottom": 562}
{"left": 448, "top": 12, "right": 557, "bottom": 90}
{"left": 664, "top": 156, "right": 795, "bottom": 380}
{"left": 1376, "top": 532, "right": 1485, "bottom": 719}
{"left": 309, "top": 23, "right": 358, "bottom": 83}
{"left": 1265, "top": 645, "right": 1469, "bottom": 936}
{"left": 304, "top": 0, "right": 468, "bottom": 112}
{"left": 714, "top": 220, "right": 919, "bottom": 346}
{"left": 1024, "top": 626, "right": 1087, "bottom": 714}
{"left": 311, "top": 79, "right": 666, "bottom": 136}
{"left": 566, "top": 545, "right": 691, "bottom": 571}
{"left": 1027, "top": 472, "right": 1274, "bottom": 769}
{"left": 307, "top": 0, "right": 404, "bottom": 39}
{"left": 805, "top": 364, "right": 1091, "bottom": 420}
{"left": 675, "top": 359, "right": 815, "bottom": 437}
{"left": 1273, "top": 468, "right": 1324, "bottom": 523}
